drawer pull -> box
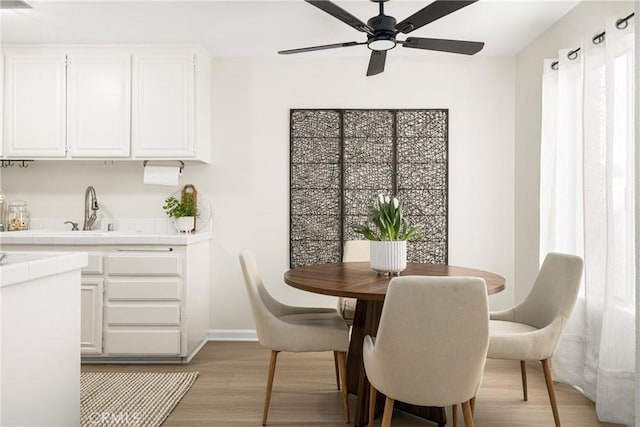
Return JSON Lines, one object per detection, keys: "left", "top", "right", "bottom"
{"left": 116, "top": 248, "right": 173, "bottom": 252}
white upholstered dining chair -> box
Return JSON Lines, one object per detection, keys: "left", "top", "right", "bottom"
{"left": 487, "top": 252, "right": 583, "bottom": 427}
{"left": 363, "top": 276, "right": 489, "bottom": 427}
{"left": 238, "top": 249, "right": 350, "bottom": 425}
{"left": 337, "top": 240, "right": 370, "bottom": 325}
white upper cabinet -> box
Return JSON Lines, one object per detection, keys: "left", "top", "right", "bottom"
{"left": 1, "top": 46, "right": 211, "bottom": 162}
{"left": 67, "top": 54, "right": 131, "bottom": 157}
{"left": 4, "top": 53, "right": 67, "bottom": 158}
{"left": 132, "top": 54, "right": 195, "bottom": 158}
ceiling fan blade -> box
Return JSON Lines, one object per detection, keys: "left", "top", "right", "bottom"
{"left": 278, "top": 41, "right": 364, "bottom": 55}
{"left": 366, "top": 50, "right": 387, "bottom": 76}
{"left": 305, "top": 0, "right": 373, "bottom": 34}
{"left": 402, "top": 37, "right": 484, "bottom": 55}
{"left": 395, "top": 0, "right": 478, "bottom": 34}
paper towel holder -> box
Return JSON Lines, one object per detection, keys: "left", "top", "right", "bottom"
{"left": 143, "top": 160, "right": 185, "bottom": 175}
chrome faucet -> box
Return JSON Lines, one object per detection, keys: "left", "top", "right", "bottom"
{"left": 83, "top": 186, "right": 99, "bottom": 231}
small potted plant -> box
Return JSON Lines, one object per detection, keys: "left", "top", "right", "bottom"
{"left": 352, "top": 194, "right": 423, "bottom": 275}
{"left": 163, "top": 195, "right": 198, "bottom": 233}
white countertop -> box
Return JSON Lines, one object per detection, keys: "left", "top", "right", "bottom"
{"left": 0, "top": 230, "right": 212, "bottom": 246}
{"left": 0, "top": 251, "right": 88, "bottom": 288}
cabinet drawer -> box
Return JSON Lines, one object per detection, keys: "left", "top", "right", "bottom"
{"left": 106, "top": 330, "right": 180, "bottom": 355}
{"left": 82, "top": 252, "right": 103, "bottom": 274}
{"left": 107, "top": 303, "right": 180, "bottom": 326}
{"left": 107, "top": 254, "right": 181, "bottom": 276}
{"left": 108, "top": 279, "right": 180, "bottom": 300}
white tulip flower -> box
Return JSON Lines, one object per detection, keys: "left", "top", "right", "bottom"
{"left": 393, "top": 198, "right": 399, "bottom": 209}
{"left": 385, "top": 195, "right": 390, "bottom": 204}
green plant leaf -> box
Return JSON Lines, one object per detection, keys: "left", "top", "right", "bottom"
{"left": 351, "top": 194, "right": 424, "bottom": 241}
{"left": 163, "top": 195, "right": 198, "bottom": 218}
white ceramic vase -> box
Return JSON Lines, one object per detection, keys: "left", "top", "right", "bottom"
{"left": 174, "top": 216, "right": 195, "bottom": 233}
{"left": 370, "top": 240, "right": 407, "bottom": 275}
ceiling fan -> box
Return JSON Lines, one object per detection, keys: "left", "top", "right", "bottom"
{"left": 278, "top": 0, "right": 484, "bottom": 76}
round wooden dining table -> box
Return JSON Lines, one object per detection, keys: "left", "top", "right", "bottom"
{"left": 284, "top": 261, "right": 505, "bottom": 427}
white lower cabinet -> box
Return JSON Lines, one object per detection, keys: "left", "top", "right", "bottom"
{"left": 105, "top": 253, "right": 184, "bottom": 356}
{"left": 80, "top": 253, "right": 103, "bottom": 355}
{"left": 81, "top": 277, "right": 104, "bottom": 354}
{"left": 7, "top": 241, "right": 210, "bottom": 362}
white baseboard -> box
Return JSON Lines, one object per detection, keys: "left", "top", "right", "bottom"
{"left": 208, "top": 329, "right": 258, "bottom": 342}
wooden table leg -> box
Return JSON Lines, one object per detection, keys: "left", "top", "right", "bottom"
{"left": 347, "top": 300, "right": 384, "bottom": 426}
{"left": 346, "top": 299, "right": 447, "bottom": 427}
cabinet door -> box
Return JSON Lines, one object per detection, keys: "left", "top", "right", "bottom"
{"left": 67, "top": 54, "right": 131, "bottom": 157}
{"left": 4, "top": 53, "right": 67, "bottom": 157}
{"left": 81, "top": 277, "right": 104, "bottom": 355}
{"left": 132, "top": 54, "right": 195, "bottom": 158}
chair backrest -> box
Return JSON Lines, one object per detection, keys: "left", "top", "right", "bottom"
{"left": 238, "top": 249, "right": 286, "bottom": 348}
{"left": 365, "top": 276, "right": 489, "bottom": 407}
{"left": 343, "top": 240, "right": 370, "bottom": 262}
{"left": 514, "top": 252, "right": 584, "bottom": 329}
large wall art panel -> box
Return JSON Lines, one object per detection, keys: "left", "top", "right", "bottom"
{"left": 290, "top": 109, "right": 448, "bottom": 267}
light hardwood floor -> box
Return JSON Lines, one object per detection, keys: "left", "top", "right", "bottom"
{"left": 82, "top": 342, "right": 621, "bottom": 427}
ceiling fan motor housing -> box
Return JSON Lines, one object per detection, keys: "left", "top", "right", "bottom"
{"left": 367, "top": 14, "right": 397, "bottom": 51}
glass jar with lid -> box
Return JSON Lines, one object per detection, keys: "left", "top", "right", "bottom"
{"left": 7, "top": 200, "right": 29, "bottom": 231}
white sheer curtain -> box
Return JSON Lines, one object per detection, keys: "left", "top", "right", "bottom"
{"left": 540, "top": 16, "right": 636, "bottom": 425}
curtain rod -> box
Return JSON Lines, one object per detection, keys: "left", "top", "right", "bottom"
{"left": 550, "top": 12, "right": 634, "bottom": 70}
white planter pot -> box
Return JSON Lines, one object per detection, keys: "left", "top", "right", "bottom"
{"left": 173, "top": 216, "right": 195, "bottom": 233}
{"left": 370, "top": 240, "right": 407, "bottom": 275}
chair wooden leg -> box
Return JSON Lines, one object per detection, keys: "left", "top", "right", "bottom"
{"left": 369, "top": 384, "right": 377, "bottom": 427}
{"left": 334, "top": 351, "right": 341, "bottom": 390}
{"left": 381, "top": 397, "right": 395, "bottom": 427}
{"left": 337, "top": 351, "right": 350, "bottom": 424}
{"left": 470, "top": 396, "right": 476, "bottom": 415}
{"left": 451, "top": 404, "right": 458, "bottom": 426}
{"left": 541, "top": 359, "right": 561, "bottom": 427}
{"left": 461, "top": 400, "right": 474, "bottom": 427}
{"left": 262, "top": 351, "right": 279, "bottom": 426}
{"left": 520, "top": 360, "right": 528, "bottom": 401}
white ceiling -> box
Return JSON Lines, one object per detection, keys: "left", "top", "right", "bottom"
{"left": 1, "top": 0, "right": 580, "bottom": 57}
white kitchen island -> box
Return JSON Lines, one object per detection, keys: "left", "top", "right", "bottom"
{"left": 0, "top": 251, "right": 87, "bottom": 427}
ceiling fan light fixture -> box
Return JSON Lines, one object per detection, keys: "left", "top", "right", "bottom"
{"left": 367, "top": 36, "right": 396, "bottom": 51}
{"left": 284, "top": 0, "right": 484, "bottom": 76}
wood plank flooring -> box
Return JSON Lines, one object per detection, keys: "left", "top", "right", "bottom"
{"left": 82, "top": 342, "right": 621, "bottom": 427}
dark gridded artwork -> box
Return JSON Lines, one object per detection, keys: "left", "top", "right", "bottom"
{"left": 290, "top": 109, "right": 448, "bottom": 268}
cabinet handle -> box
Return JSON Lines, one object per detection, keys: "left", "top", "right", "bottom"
{"left": 116, "top": 248, "right": 174, "bottom": 252}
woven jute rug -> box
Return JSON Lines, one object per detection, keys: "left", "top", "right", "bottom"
{"left": 80, "top": 372, "right": 199, "bottom": 427}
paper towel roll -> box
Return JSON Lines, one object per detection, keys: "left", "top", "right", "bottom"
{"left": 143, "top": 165, "right": 181, "bottom": 186}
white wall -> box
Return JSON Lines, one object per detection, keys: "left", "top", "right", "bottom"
{"left": 1, "top": 54, "right": 516, "bottom": 332}
{"left": 514, "top": 0, "right": 633, "bottom": 302}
